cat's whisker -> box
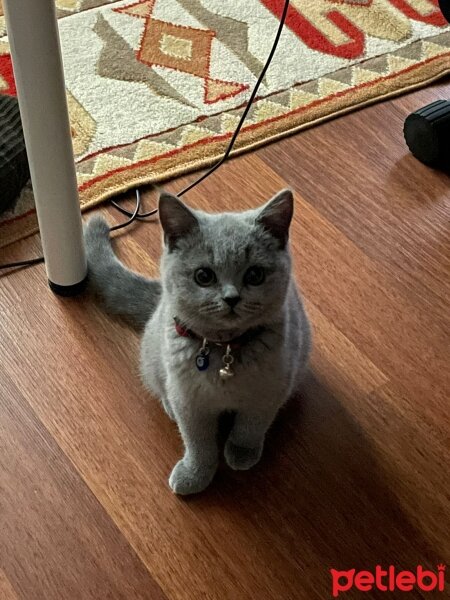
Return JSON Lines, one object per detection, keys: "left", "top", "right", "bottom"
{"left": 200, "top": 305, "right": 223, "bottom": 314}
{"left": 198, "top": 301, "right": 217, "bottom": 309}
{"left": 241, "top": 305, "right": 262, "bottom": 315}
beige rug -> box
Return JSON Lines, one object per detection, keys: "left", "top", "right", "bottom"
{"left": 0, "top": 0, "right": 449, "bottom": 248}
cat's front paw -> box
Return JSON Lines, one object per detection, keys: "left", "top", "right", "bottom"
{"left": 224, "top": 440, "right": 263, "bottom": 471}
{"left": 169, "top": 459, "right": 217, "bottom": 495}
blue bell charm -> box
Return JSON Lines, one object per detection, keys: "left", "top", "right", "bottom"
{"left": 196, "top": 339, "right": 210, "bottom": 371}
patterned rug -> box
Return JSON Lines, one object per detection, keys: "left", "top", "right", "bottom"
{"left": 0, "top": 0, "right": 449, "bottom": 247}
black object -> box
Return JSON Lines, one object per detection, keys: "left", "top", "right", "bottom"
{"left": 403, "top": 100, "right": 450, "bottom": 169}
{"left": 438, "top": 0, "right": 450, "bottom": 24}
{"left": 0, "top": 95, "right": 30, "bottom": 214}
{"left": 48, "top": 276, "right": 88, "bottom": 297}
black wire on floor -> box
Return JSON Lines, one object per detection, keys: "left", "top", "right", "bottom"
{"left": 0, "top": 0, "right": 290, "bottom": 272}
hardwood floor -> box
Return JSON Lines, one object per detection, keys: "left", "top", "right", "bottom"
{"left": 1, "top": 80, "right": 449, "bottom": 599}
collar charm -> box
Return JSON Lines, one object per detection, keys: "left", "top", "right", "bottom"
{"left": 195, "top": 339, "right": 210, "bottom": 371}
{"left": 195, "top": 339, "right": 235, "bottom": 379}
{"left": 174, "top": 318, "right": 240, "bottom": 380}
{"left": 219, "top": 345, "right": 235, "bottom": 379}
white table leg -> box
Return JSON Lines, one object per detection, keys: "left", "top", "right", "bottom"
{"left": 4, "top": 0, "right": 87, "bottom": 295}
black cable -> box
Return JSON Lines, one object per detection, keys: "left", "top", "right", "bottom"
{"left": 0, "top": 256, "right": 44, "bottom": 270}
{"left": 110, "top": 195, "right": 158, "bottom": 221}
{"left": 0, "top": 0, "right": 290, "bottom": 271}
{"left": 109, "top": 188, "right": 142, "bottom": 232}
{"left": 177, "top": 0, "right": 290, "bottom": 197}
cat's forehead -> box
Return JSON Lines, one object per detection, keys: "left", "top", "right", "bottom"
{"left": 202, "top": 212, "right": 253, "bottom": 242}
{"left": 185, "top": 211, "right": 277, "bottom": 267}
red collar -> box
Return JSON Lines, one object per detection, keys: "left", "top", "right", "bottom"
{"left": 174, "top": 320, "right": 198, "bottom": 340}
{"left": 174, "top": 318, "right": 264, "bottom": 350}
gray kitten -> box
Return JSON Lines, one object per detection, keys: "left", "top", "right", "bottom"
{"left": 84, "top": 190, "right": 311, "bottom": 495}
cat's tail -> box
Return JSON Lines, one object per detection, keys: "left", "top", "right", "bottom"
{"left": 84, "top": 216, "right": 161, "bottom": 328}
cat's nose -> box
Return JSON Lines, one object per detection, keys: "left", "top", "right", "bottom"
{"left": 223, "top": 295, "right": 241, "bottom": 309}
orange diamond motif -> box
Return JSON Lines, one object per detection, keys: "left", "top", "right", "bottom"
{"left": 138, "top": 19, "right": 214, "bottom": 79}
{"left": 114, "top": 0, "right": 248, "bottom": 105}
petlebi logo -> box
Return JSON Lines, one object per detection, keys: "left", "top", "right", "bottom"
{"left": 330, "top": 564, "right": 446, "bottom": 597}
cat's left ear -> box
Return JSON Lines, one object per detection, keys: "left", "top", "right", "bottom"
{"left": 256, "top": 189, "right": 294, "bottom": 248}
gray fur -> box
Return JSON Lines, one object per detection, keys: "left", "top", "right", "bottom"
{"left": 84, "top": 190, "right": 311, "bottom": 495}
{"left": 84, "top": 216, "right": 161, "bottom": 328}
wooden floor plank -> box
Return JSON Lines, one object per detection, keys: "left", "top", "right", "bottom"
{"left": 365, "top": 382, "right": 450, "bottom": 555}
{"left": 0, "top": 570, "right": 19, "bottom": 600}
{"left": 0, "top": 370, "right": 167, "bottom": 600}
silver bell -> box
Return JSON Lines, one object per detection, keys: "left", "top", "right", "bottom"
{"left": 219, "top": 346, "right": 234, "bottom": 379}
{"left": 219, "top": 365, "right": 234, "bottom": 379}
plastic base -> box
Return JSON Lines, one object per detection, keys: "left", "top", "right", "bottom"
{"left": 404, "top": 99, "right": 450, "bottom": 168}
{"left": 49, "top": 275, "right": 88, "bottom": 297}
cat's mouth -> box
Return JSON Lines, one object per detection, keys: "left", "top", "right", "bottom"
{"left": 224, "top": 310, "right": 239, "bottom": 320}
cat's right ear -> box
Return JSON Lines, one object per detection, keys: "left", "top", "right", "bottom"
{"left": 256, "top": 189, "right": 294, "bottom": 248}
{"left": 158, "top": 192, "right": 199, "bottom": 251}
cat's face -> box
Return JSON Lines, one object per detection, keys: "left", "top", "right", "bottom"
{"left": 159, "top": 190, "right": 294, "bottom": 340}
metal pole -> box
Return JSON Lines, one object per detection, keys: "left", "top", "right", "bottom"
{"left": 3, "top": 0, "right": 87, "bottom": 295}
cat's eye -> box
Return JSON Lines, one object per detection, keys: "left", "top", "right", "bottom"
{"left": 244, "top": 266, "right": 265, "bottom": 286}
{"left": 194, "top": 267, "right": 217, "bottom": 287}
